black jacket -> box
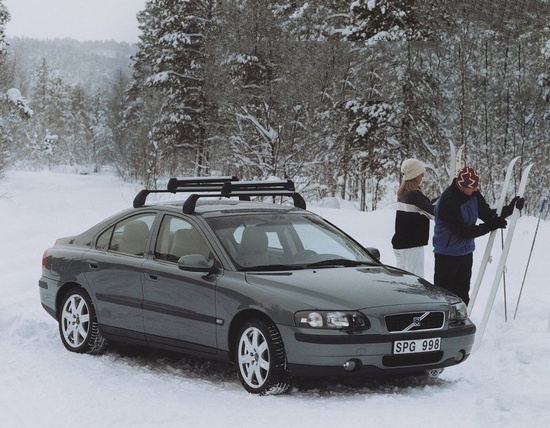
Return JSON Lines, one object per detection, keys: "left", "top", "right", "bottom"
{"left": 392, "top": 189, "right": 434, "bottom": 250}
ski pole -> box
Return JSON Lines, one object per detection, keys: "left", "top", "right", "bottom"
{"left": 513, "top": 197, "right": 547, "bottom": 319}
{"left": 500, "top": 227, "right": 508, "bottom": 322}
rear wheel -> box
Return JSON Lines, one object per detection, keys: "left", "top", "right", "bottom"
{"left": 59, "top": 287, "right": 106, "bottom": 354}
{"left": 235, "top": 319, "right": 291, "bottom": 395}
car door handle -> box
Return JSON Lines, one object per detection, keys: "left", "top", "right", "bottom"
{"left": 87, "top": 260, "right": 98, "bottom": 269}
{"left": 145, "top": 273, "right": 157, "bottom": 281}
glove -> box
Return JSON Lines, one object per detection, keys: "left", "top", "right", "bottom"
{"left": 501, "top": 196, "right": 524, "bottom": 218}
{"left": 486, "top": 216, "right": 507, "bottom": 231}
{"left": 515, "top": 197, "right": 525, "bottom": 210}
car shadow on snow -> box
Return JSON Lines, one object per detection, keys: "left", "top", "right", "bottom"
{"left": 105, "top": 344, "right": 237, "bottom": 383}
{"left": 290, "top": 374, "right": 450, "bottom": 397}
{"left": 103, "top": 344, "right": 453, "bottom": 396}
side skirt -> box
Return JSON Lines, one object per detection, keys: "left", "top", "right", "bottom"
{"left": 99, "top": 324, "right": 231, "bottom": 363}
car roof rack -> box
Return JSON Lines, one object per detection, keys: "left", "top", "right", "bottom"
{"left": 133, "top": 177, "right": 307, "bottom": 214}
{"left": 133, "top": 176, "right": 238, "bottom": 208}
{"left": 184, "top": 179, "right": 306, "bottom": 214}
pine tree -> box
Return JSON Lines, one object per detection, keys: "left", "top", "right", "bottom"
{"left": 130, "top": 0, "right": 216, "bottom": 180}
{"left": 1, "top": 1, "right": 33, "bottom": 176}
{"left": 29, "top": 59, "right": 73, "bottom": 166}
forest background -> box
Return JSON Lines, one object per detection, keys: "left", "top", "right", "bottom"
{"left": 1, "top": 0, "right": 548, "bottom": 213}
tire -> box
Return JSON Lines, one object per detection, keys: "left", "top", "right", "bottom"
{"left": 235, "top": 319, "right": 291, "bottom": 395}
{"left": 425, "top": 368, "right": 444, "bottom": 378}
{"left": 59, "top": 287, "right": 107, "bottom": 354}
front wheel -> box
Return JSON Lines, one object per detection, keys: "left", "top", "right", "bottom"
{"left": 59, "top": 287, "right": 106, "bottom": 354}
{"left": 235, "top": 319, "right": 291, "bottom": 395}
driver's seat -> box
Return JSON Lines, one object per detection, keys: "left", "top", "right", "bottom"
{"left": 237, "top": 227, "right": 276, "bottom": 267}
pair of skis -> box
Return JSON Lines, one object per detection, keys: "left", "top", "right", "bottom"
{"left": 448, "top": 141, "right": 464, "bottom": 183}
{"left": 470, "top": 159, "right": 533, "bottom": 352}
{"left": 468, "top": 156, "right": 521, "bottom": 311}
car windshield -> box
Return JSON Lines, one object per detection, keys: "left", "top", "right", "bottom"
{"left": 205, "top": 212, "right": 378, "bottom": 271}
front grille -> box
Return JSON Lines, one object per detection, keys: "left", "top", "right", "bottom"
{"left": 385, "top": 311, "right": 444, "bottom": 333}
{"left": 383, "top": 351, "right": 443, "bottom": 367}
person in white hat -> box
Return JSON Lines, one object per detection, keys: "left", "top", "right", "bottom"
{"left": 391, "top": 158, "right": 435, "bottom": 278}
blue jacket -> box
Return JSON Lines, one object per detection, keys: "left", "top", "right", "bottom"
{"left": 433, "top": 179, "right": 496, "bottom": 256}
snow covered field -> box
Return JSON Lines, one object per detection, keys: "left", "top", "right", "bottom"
{"left": 1, "top": 170, "right": 548, "bottom": 428}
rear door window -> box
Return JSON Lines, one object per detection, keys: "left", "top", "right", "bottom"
{"left": 96, "top": 213, "right": 156, "bottom": 257}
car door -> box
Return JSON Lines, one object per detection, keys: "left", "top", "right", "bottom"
{"left": 83, "top": 212, "right": 157, "bottom": 338}
{"left": 141, "top": 214, "right": 219, "bottom": 353}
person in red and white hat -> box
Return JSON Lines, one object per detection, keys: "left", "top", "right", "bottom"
{"left": 432, "top": 166, "right": 524, "bottom": 304}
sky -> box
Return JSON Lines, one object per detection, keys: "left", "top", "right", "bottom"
{"left": 0, "top": 168, "right": 549, "bottom": 427}
{"left": 3, "top": 0, "right": 147, "bottom": 43}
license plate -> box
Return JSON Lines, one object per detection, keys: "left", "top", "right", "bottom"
{"left": 393, "top": 337, "right": 441, "bottom": 354}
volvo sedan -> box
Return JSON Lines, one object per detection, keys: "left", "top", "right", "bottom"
{"left": 39, "top": 177, "right": 476, "bottom": 394}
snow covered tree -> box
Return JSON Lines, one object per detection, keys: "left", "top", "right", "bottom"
{"left": 0, "top": 2, "right": 10, "bottom": 175}
{"left": 65, "top": 86, "right": 112, "bottom": 172}
{"left": 106, "top": 70, "right": 145, "bottom": 182}
{"left": 0, "top": 1, "right": 33, "bottom": 176}
{"left": 270, "top": 0, "right": 349, "bottom": 41}
{"left": 0, "top": 1, "right": 8, "bottom": 70}
{"left": 344, "top": 0, "right": 456, "bottom": 204}
{"left": 216, "top": 0, "right": 352, "bottom": 191}
{"left": 129, "top": 0, "right": 217, "bottom": 182}
{"left": 27, "top": 58, "right": 73, "bottom": 166}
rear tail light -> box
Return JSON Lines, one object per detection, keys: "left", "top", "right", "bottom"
{"left": 41, "top": 250, "right": 48, "bottom": 269}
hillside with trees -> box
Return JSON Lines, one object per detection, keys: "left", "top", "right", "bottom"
{"left": 1, "top": 0, "right": 548, "bottom": 213}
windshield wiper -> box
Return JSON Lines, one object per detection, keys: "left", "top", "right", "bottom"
{"left": 305, "top": 259, "right": 375, "bottom": 268}
{"left": 241, "top": 264, "right": 305, "bottom": 272}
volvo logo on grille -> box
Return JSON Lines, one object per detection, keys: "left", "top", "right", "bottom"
{"left": 402, "top": 312, "right": 431, "bottom": 331}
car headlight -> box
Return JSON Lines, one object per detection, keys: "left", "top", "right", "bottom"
{"left": 294, "top": 310, "right": 370, "bottom": 331}
{"left": 449, "top": 302, "right": 468, "bottom": 322}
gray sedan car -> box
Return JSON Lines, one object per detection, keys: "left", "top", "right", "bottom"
{"left": 39, "top": 177, "right": 475, "bottom": 394}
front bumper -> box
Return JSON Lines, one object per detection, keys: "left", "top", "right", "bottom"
{"left": 279, "top": 323, "right": 476, "bottom": 377}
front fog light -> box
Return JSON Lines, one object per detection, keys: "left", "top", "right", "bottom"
{"left": 343, "top": 358, "right": 361, "bottom": 372}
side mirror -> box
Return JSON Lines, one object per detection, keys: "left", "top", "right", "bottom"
{"left": 365, "top": 247, "right": 380, "bottom": 261}
{"left": 178, "top": 255, "right": 220, "bottom": 274}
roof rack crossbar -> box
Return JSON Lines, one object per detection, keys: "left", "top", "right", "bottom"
{"left": 183, "top": 193, "right": 252, "bottom": 214}
{"left": 135, "top": 178, "right": 306, "bottom": 213}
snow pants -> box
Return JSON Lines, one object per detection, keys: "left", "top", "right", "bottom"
{"left": 394, "top": 246, "right": 425, "bottom": 278}
{"left": 434, "top": 252, "right": 473, "bottom": 304}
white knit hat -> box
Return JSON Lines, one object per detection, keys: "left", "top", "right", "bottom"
{"left": 401, "top": 158, "right": 426, "bottom": 181}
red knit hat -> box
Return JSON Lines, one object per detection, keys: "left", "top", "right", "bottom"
{"left": 456, "top": 166, "right": 480, "bottom": 189}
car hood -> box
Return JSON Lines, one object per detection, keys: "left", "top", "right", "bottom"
{"left": 244, "top": 265, "right": 456, "bottom": 310}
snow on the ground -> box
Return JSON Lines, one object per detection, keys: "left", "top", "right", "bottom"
{"left": 1, "top": 170, "right": 549, "bottom": 428}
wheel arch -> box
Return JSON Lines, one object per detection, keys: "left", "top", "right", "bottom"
{"left": 227, "top": 309, "right": 275, "bottom": 362}
{"left": 55, "top": 282, "right": 92, "bottom": 319}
